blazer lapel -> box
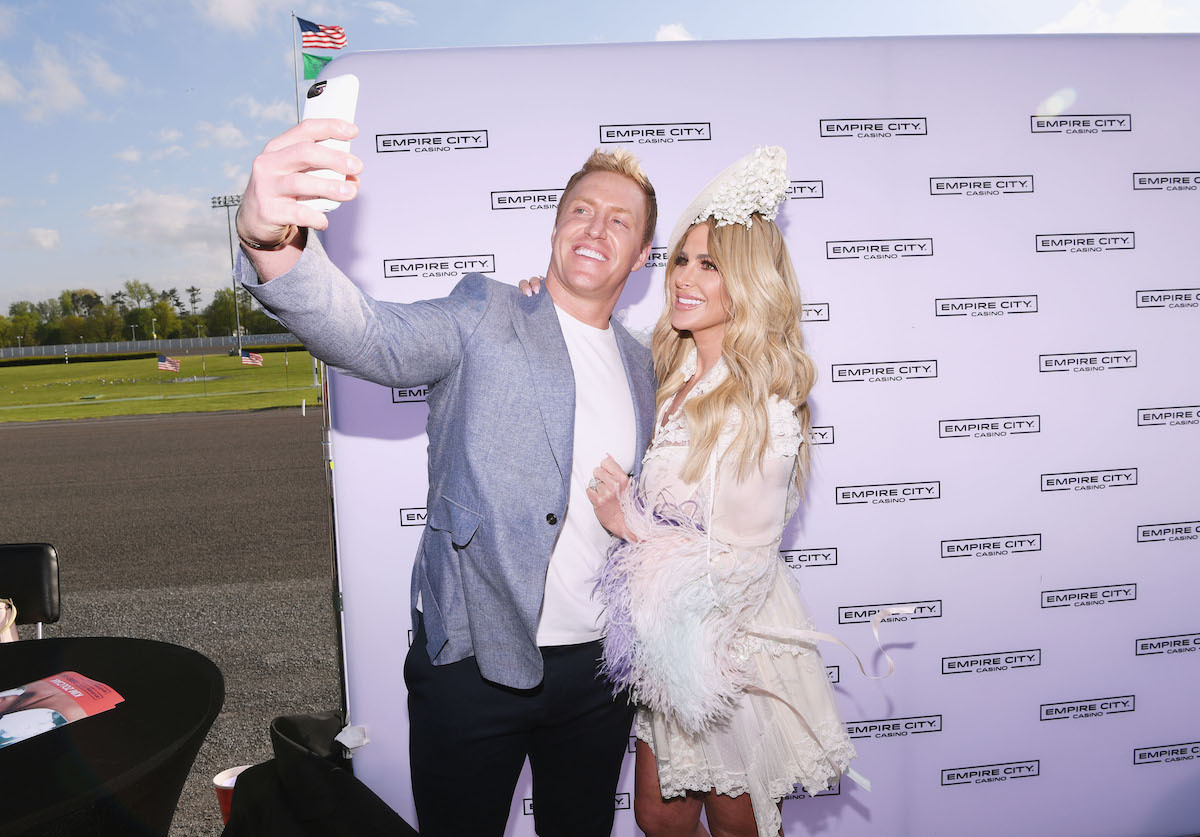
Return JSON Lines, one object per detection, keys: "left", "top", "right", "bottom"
{"left": 513, "top": 289, "right": 575, "bottom": 481}
{"left": 611, "top": 321, "right": 657, "bottom": 477}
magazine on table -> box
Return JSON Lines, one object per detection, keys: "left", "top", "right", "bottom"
{"left": 0, "top": 672, "right": 124, "bottom": 749}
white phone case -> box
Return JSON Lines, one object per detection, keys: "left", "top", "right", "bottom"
{"left": 301, "top": 74, "right": 360, "bottom": 212}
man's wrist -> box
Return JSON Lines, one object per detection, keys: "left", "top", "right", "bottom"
{"left": 238, "top": 225, "right": 298, "bottom": 251}
{"left": 239, "top": 225, "right": 307, "bottom": 284}
{"left": 235, "top": 206, "right": 299, "bottom": 251}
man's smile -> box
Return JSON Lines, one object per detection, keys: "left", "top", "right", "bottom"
{"left": 574, "top": 246, "right": 608, "bottom": 262}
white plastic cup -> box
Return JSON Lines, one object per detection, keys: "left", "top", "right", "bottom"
{"left": 213, "top": 764, "right": 253, "bottom": 823}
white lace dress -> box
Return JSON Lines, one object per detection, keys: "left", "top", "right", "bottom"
{"left": 597, "top": 351, "right": 856, "bottom": 837}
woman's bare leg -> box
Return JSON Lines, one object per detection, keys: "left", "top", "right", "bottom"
{"left": 703, "top": 791, "right": 782, "bottom": 837}
{"left": 633, "top": 739, "right": 709, "bottom": 837}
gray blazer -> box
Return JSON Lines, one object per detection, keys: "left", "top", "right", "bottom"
{"left": 239, "top": 235, "right": 657, "bottom": 689}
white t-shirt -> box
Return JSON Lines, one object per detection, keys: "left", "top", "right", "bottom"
{"left": 535, "top": 304, "right": 637, "bottom": 645}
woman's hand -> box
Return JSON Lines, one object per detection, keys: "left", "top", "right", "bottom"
{"left": 519, "top": 275, "right": 544, "bottom": 296}
{"left": 587, "top": 454, "right": 635, "bottom": 541}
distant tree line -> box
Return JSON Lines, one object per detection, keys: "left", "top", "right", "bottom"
{"left": 1, "top": 280, "right": 287, "bottom": 347}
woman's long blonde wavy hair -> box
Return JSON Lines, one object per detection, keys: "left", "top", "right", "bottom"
{"left": 651, "top": 215, "right": 817, "bottom": 487}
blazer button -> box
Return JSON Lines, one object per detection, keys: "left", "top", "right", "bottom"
{"left": 546, "top": 513, "right": 558, "bottom": 526}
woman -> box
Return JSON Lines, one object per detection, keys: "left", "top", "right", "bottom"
{"left": 526, "top": 147, "right": 860, "bottom": 837}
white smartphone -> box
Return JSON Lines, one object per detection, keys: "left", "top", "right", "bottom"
{"left": 301, "top": 74, "right": 360, "bottom": 212}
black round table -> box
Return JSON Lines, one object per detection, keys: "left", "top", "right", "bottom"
{"left": 0, "top": 637, "right": 224, "bottom": 837}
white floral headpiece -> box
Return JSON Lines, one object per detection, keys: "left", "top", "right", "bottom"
{"left": 667, "top": 146, "right": 789, "bottom": 253}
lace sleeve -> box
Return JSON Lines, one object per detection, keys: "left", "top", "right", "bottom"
{"left": 708, "top": 397, "right": 802, "bottom": 547}
{"left": 714, "top": 396, "right": 802, "bottom": 460}
{"left": 766, "top": 396, "right": 803, "bottom": 458}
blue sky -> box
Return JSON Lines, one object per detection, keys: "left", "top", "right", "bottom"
{"left": 2, "top": 0, "right": 1197, "bottom": 311}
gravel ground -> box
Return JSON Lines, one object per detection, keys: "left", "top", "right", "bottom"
{"left": 0, "top": 409, "right": 341, "bottom": 836}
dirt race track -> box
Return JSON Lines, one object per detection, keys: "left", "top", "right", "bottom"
{"left": 1, "top": 408, "right": 345, "bottom": 836}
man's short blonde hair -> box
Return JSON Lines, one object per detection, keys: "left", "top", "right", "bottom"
{"left": 556, "top": 148, "right": 658, "bottom": 247}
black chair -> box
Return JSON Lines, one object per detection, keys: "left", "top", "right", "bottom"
{"left": 0, "top": 543, "right": 61, "bottom": 638}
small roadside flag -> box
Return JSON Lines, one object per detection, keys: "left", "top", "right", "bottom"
{"left": 241, "top": 350, "right": 264, "bottom": 367}
{"left": 297, "top": 17, "right": 347, "bottom": 49}
{"left": 303, "top": 52, "right": 332, "bottom": 80}
{"left": 157, "top": 355, "right": 181, "bottom": 372}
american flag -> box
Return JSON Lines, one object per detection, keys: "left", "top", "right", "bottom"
{"left": 157, "top": 355, "right": 181, "bottom": 372}
{"left": 241, "top": 350, "right": 264, "bottom": 367}
{"left": 297, "top": 17, "right": 346, "bottom": 49}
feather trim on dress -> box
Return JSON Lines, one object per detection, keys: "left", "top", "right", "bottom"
{"left": 597, "top": 482, "right": 780, "bottom": 737}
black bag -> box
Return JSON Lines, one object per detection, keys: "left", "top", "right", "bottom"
{"left": 221, "top": 711, "right": 418, "bottom": 836}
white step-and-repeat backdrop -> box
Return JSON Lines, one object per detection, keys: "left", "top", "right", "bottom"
{"left": 317, "top": 35, "right": 1199, "bottom": 837}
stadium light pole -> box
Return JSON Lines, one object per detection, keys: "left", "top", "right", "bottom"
{"left": 151, "top": 316, "right": 157, "bottom": 340}
{"left": 130, "top": 324, "right": 138, "bottom": 342}
{"left": 211, "top": 194, "right": 244, "bottom": 356}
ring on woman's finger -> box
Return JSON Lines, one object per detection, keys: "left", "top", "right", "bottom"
{"left": 587, "top": 477, "right": 601, "bottom": 491}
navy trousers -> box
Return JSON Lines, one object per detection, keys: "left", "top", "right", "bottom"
{"left": 405, "top": 616, "right": 635, "bottom": 836}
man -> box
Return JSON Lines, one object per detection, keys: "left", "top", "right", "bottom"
{"left": 235, "top": 118, "right": 658, "bottom": 836}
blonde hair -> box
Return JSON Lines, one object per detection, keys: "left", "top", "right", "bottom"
{"left": 556, "top": 148, "right": 658, "bottom": 247}
{"left": 651, "top": 215, "right": 817, "bottom": 486}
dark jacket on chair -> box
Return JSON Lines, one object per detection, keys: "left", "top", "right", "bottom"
{"left": 221, "top": 711, "right": 418, "bottom": 836}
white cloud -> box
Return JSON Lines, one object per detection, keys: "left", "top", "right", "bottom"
{"left": 46, "top": 171, "right": 58, "bottom": 185}
{"left": 1038, "top": 0, "right": 1200, "bottom": 32}
{"left": 0, "top": 38, "right": 125, "bottom": 117}
{"left": 303, "top": 1, "right": 348, "bottom": 20}
{"left": 223, "top": 163, "right": 249, "bottom": 191}
{"left": 27, "top": 42, "right": 86, "bottom": 121}
{"left": 28, "top": 227, "right": 61, "bottom": 250}
{"left": 366, "top": 2, "right": 416, "bottom": 25}
{"left": 0, "top": 59, "right": 20, "bottom": 103}
{"left": 195, "top": 120, "right": 248, "bottom": 148}
{"left": 192, "top": 0, "right": 289, "bottom": 32}
{"left": 80, "top": 188, "right": 230, "bottom": 295}
{"left": 88, "top": 189, "right": 213, "bottom": 249}
{"left": 150, "top": 144, "right": 189, "bottom": 161}
{"left": 0, "top": 6, "right": 17, "bottom": 38}
{"left": 81, "top": 52, "right": 126, "bottom": 94}
{"left": 234, "top": 94, "right": 294, "bottom": 123}
{"left": 0, "top": 196, "right": 12, "bottom": 208}
{"left": 655, "top": 23, "right": 694, "bottom": 41}
{"left": 156, "top": 127, "right": 183, "bottom": 143}
{"left": 114, "top": 146, "right": 142, "bottom": 163}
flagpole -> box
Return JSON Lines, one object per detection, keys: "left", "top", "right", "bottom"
{"left": 292, "top": 11, "right": 302, "bottom": 123}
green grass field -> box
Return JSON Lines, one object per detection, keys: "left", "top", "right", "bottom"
{"left": 0, "top": 350, "right": 320, "bottom": 421}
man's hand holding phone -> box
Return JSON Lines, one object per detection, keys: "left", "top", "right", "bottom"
{"left": 236, "top": 118, "right": 362, "bottom": 280}
{"left": 238, "top": 74, "right": 360, "bottom": 280}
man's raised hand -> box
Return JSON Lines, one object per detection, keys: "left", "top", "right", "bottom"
{"left": 237, "top": 118, "right": 362, "bottom": 249}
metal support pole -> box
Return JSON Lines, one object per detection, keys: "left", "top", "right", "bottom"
{"left": 292, "top": 11, "right": 302, "bottom": 123}
{"left": 212, "top": 195, "right": 245, "bottom": 357}
{"left": 225, "top": 205, "right": 244, "bottom": 355}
